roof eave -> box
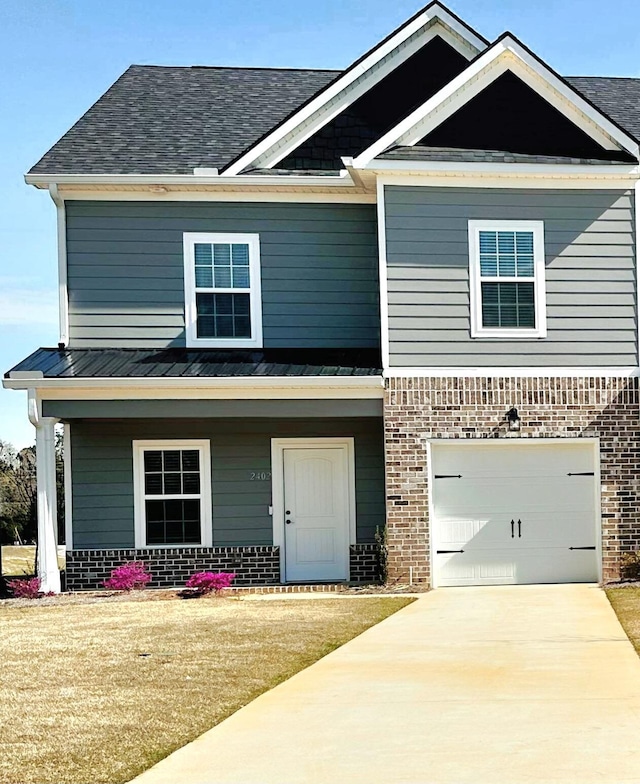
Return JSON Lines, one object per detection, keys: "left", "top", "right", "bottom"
{"left": 24, "top": 171, "right": 357, "bottom": 189}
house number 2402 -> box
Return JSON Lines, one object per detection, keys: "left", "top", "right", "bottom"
{"left": 250, "top": 471, "right": 272, "bottom": 481}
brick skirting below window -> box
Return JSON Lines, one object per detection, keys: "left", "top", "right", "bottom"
{"left": 384, "top": 376, "right": 640, "bottom": 586}
{"left": 66, "top": 543, "right": 381, "bottom": 591}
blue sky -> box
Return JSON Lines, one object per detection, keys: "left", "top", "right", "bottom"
{"left": 0, "top": 0, "right": 639, "bottom": 447}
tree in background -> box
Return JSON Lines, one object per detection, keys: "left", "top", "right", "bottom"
{"left": 0, "top": 434, "right": 65, "bottom": 545}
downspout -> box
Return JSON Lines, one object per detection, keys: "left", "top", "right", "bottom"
{"left": 49, "top": 183, "right": 68, "bottom": 347}
{"left": 27, "top": 390, "right": 61, "bottom": 593}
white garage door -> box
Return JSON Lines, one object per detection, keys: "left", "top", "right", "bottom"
{"left": 431, "top": 441, "right": 599, "bottom": 587}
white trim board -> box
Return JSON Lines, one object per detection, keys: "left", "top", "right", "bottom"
{"left": 376, "top": 178, "right": 391, "bottom": 370}
{"left": 223, "top": 5, "right": 487, "bottom": 175}
{"left": 270, "top": 437, "right": 356, "bottom": 583}
{"left": 63, "top": 423, "right": 72, "bottom": 550}
{"left": 50, "top": 189, "right": 378, "bottom": 203}
{"left": 384, "top": 366, "right": 640, "bottom": 378}
{"left": 132, "top": 439, "right": 213, "bottom": 549}
{"left": 353, "top": 35, "right": 640, "bottom": 168}
{"left": 49, "top": 184, "right": 69, "bottom": 346}
{"left": 375, "top": 172, "right": 639, "bottom": 190}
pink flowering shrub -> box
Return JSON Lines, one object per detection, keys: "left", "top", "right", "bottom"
{"left": 8, "top": 577, "right": 43, "bottom": 599}
{"left": 103, "top": 561, "right": 152, "bottom": 591}
{"left": 185, "top": 571, "right": 235, "bottom": 596}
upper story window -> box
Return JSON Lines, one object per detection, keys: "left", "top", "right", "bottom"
{"left": 183, "top": 233, "right": 262, "bottom": 348}
{"left": 468, "top": 220, "right": 547, "bottom": 339}
{"left": 133, "top": 440, "right": 212, "bottom": 548}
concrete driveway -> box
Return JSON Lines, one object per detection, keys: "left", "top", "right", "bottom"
{"left": 130, "top": 585, "right": 640, "bottom": 784}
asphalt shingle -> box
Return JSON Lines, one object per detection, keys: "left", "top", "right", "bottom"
{"left": 27, "top": 67, "right": 640, "bottom": 176}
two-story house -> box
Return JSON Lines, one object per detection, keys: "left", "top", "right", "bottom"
{"left": 5, "top": 2, "right": 639, "bottom": 593}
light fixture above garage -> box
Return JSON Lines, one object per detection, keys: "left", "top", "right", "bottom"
{"left": 506, "top": 407, "right": 521, "bottom": 432}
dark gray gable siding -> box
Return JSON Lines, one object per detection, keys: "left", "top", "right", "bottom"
{"left": 69, "top": 417, "right": 385, "bottom": 549}
{"left": 384, "top": 186, "right": 637, "bottom": 367}
{"left": 66, "top": 201, "right": 379, "bottom": 349}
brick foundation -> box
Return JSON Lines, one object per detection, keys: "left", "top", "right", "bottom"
{"left": 384, "top": 376, "right": 640, "bottom": 585}
{"left": 349, "top": 543, "right": 382, "bottom": 582}
{"left": 66, "top": 543, "right": 381, "bottom": 590}
{"left": 65, "top": 546, "right": 280, "bottom": 591}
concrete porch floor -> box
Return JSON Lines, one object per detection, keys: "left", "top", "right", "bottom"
{"left": 129, "top": 585, "right": 640, "bottom": 784}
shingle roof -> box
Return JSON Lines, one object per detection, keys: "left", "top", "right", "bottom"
{"left": 6, "top": 348, "right": 383, "bottom": 379}
{"left": 27, "top": 66, "right": 640, "bottom": 176}
{"left": 567, "top": 77, "right": 640, "bottom": 142}
{"left": 377, "top": 145, "right": 632, "bottom": 165}
{"left": 29, "top": 66, "right": 338, "bottom": 176}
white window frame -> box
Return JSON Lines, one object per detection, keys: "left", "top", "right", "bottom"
{"left": 468, "top": 220, "right": 547, "bottom": 339}
{"left": 183, "top": 232, "right": 263, "bottom": 348}
{"left": 133, "top": 439, "right": 212, "bottom": 549}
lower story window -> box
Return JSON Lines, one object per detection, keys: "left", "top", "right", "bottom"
{"left": 133, "top": 440, "right": 212, "bottom": 548}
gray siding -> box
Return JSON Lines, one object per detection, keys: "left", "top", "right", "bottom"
{"left": 69, "top": 417, "right": 384, "bottom": 549}
{"left": 385, "top": 186, "right": 637, "bottom": 367}
{"left": 66, "top": 201, "right": 379, "bottom": 348}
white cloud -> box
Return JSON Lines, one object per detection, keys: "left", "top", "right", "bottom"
{"left": 0, "top": 278, "right": 58, "bottom": 326}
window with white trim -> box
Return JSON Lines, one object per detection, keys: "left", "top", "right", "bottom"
{"left": 183, "top": 233, "right": 262, "bottom": 348}
{"left": 133, "top": 440, "right": 212, "bottom": 548}
{"left": 468, "top": 220, "right": 547, "bottom": 339}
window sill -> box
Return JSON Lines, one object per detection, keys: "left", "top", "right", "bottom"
{"left": 185, "top": 338, "right": 263, "bottom": 349}
{"left": 471, "top": 330, "right": 547, "bottom": 340}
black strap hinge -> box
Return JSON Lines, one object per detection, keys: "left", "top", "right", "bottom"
{"left": 434, "top": 474, "right": 463, "bottom": 479}
{"left": 436, "top": 549, "right": 465, "bottom": 554}
{"left": 567, "top": 472, "right": 595, "bottom": 476}
{"left": 569, "top": 546, "right": 596, "bottom": 551}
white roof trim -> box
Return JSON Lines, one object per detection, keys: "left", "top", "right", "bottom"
{"left": 3, "top": 375, "right": 383, "bottom": 391}
{"left": 25, "top": 171, "right": 356, "bottom": 188}
{"left": 353, "top": 36, "right": 640, "bottom": 167}
{"left": 222, "top": 3, "right": 487, "bottom": 176}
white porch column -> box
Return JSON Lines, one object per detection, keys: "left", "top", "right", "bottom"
{"left": 28, "top": 391, "right": 61, "bottom": 594}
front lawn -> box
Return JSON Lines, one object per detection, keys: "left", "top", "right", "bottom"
{"left": 606, "top": 587, "right": 640, "bottom": 653}
{"left": 0, "top": 594, "right": 411, "bottom": 784}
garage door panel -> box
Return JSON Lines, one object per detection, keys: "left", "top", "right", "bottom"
{"left": 438, "top": 548, "right": 596, "bottom": 586}
{"left": 433, "top": 443, "right": 594, "bottom": 478}
{"left": 432, "top": 442, "right": 599, "bottom": 587}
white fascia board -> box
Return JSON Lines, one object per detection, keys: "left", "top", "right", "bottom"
{"left": 374, "top": 172, "right": 639, "bottom": 190}
{"left": 3, "top": 375, "right": 384, "bottom": 391}
{"left": 24, "top": 172, "right": 355, "bottom": 188}
{"left": 353, "top": 37, "right": 640, "bottom": 167}
{"left": 366, "top": 160, "right": 640, "bottom": 177}
{"left": 55, "top": 189, "right": 377, "bottom": 204}
{"left": 222, "top": 7, "right": 486, "bottom": 176}
{"left": 635, "top": 183, "right": 640, "bottom": 367}
{"left": 384, "top": 366, "right": 640, "bottom": 378}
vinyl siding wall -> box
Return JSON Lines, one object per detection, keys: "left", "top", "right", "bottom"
{"left": 66, "top": 201, "right": 379, "bottom": 348}
{"left": 384, "top": 186, "right": 637, "bottom": 367}
{"left": 68, "top": 417, "right": 385, "bottom": 550}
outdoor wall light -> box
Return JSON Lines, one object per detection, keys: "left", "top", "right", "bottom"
{"left": 506, "top": 407, "right": 521, "bottom": 432}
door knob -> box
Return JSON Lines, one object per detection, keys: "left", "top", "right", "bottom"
{"left": 285, "top": 519, "right": 294, "bottom": 525}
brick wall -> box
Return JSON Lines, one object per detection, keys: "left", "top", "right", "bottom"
{"left": 66, "top": 546, "right": 280, "bottom": 591}
{"left": 349, "top": 543, "right": 382, "bottom": 582}
{"left": 384, "top": 376, "right": 640, "bottom": 585}
{"left": 66, "top": 543, "right": 381, "bottom": 590}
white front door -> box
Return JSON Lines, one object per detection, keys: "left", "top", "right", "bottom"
{"left": 282, "top": 446, "right": 350, "bottom": 582}
{"left": 432, "top": 441, "right": 599, "bottom": 587}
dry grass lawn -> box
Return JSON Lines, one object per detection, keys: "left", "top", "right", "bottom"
{"left": 0, "top": 594, "right": 412, "bottom": 784}
{"left": 606, "top": 587, "right": 640, "bottom": 654}
{"left": 1, "top": 545, "right": 66, "bottom": 576}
